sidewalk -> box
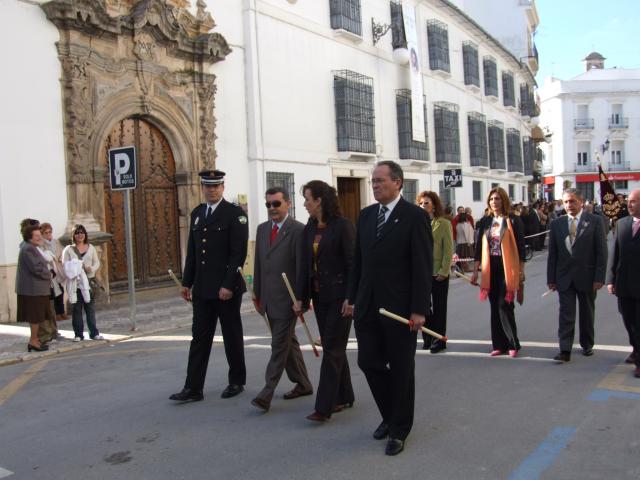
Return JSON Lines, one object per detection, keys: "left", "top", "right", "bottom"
{"left": 0, "top": 286, "right": 254, "bottom": 367}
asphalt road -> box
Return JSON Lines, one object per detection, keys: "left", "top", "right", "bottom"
{"left": 1, "top": 251, "right": 639, "bottom": 480}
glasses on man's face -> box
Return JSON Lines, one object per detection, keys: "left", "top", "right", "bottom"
{"left": 265, "top": 201, "right": 282, "bottom": 208}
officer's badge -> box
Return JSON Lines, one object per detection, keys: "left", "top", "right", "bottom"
{"left": 238, "top": 216, "right": 248, "bottom": 224}
{"left": 194, "top": 217, "right": 200, "bottom": 225}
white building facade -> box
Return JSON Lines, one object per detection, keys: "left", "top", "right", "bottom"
{"left": 538, "top": 53, "right": 640, "bottom": 201}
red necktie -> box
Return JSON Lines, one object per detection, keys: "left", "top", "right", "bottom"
{"left": 270, "top": 224, "right": 279, "bottom": 245}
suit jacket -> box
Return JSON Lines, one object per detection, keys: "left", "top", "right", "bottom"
{"left": 15, "top": 243, "right": 51, "bottom": 296}
{"left": 348, "top": 197, "right": 432, "bottom": 320}
{"left": 432, "top": 217, "right": 454, "bottom": 277}
{"left": 606, "top": 216, "right": 640, "bottom": 299}
{"left": 473, "top": 214, "right": 526, "bottom": 262}
{"left": 253, "top": 216, "right": 305, "bottom": 319}
{"left": 182, "top": 199, "right": 249, "bottom": 299}
{"left": 296, "top": 216, "right": 355, "bottom": 305}
{"left": 547, "top": 211, "right": 607, "bottom": 292}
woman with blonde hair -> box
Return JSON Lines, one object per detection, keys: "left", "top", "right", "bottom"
{"left": 471, "top": 187, "right": 526, "bottom": 357}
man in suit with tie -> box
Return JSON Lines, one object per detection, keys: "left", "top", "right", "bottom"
{"left": 607, "top": 189, "right": 640, "bottom": 376}
{"left": 250, "top": 187, "right": 313, "bottom": 412}
{"left": 346, "top": 161, "right": 432, "bottom": 456}
{"left": 170, "top": 170, "right": 249, "bottom": 402}
{"left": 547, "top": 188, "right": 607, "bottom": 362}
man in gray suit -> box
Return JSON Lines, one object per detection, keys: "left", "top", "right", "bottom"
{"left": 251, "top": 187, "right": 313, "bottom": 411}
{"left": 547, "top": 188, "right": 607, "bottom": 362}
{"left": 607, "top": 189, "right": 640, "bottom": 376}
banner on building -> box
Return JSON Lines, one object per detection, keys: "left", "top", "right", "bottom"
{"left": 402, "top": 4, "right": 425, "bottom": 143}
{"left": 598, "top": 165, "right": 621, "bottom": 219}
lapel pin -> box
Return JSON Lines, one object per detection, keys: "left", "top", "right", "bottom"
{"left": 194, "top": 217, "right": 200, "bottom": 225}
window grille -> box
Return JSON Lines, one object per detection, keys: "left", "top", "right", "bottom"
{"left": 576, "top": 183, "right": 594, "bottom": 202}
{"left": 462, "top": 41, "right": 480, "bottom": 87}
{"left": 519, "top": 83, "right": 536, "bottom": 117}
{"left": 472, "top": 180, "right": 482, "bottom": 202}
{"left": 508, "top": 184, "right": 515, "bottom": 201}
{"left": 333, "top": 70, "right": 375, "bottom": 154}
{"left": 427, "top": 19, "right": 450, "bottom": 73}
{"left": 488, "top": 120, "right": 505, "bottom": 170}
{"left": 522, "top": 136, "right": 535, "bottom": 176}
{"left": 483, "top": 56, "right": 498, "bottom": 97}
{"left": 396, "top": 89, "right": 429, "bottom": 161}
{"left": 502, "top": 71, "right": 515, "bottom": 108}
{"left": 266, "top": 171, "right": 296, "bottom": 218}
{"left": 390, "top": 1, "right": 406, "bottom": 49}
{"left": 506, "top": 128, "right": 523, "bottom": 173}
{"left": 433, "top": 101, "right": 460, "bottom": 164}
{"left": 468, "top": 112, "right": 488, "bottom": 167}
{"left": 439, "top": 180, "right": 455, "bottom": 208}
{"left": 403, "top": 179, "right": 418, "bottom": 202}
{"left": 330, "top": 0, "right": 362, "bottom": 36}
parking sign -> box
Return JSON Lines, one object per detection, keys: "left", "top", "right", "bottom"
{"left": 108, "top": 146, "right": 137, "bottom": 190}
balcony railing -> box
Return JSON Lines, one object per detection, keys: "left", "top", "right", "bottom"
{"left": 608, "top": 118, "right": 629, "bottom": 129}
{"left": 607, "top": 161, "right": 630, "bottom": 171}
{"left": 574, "top": 162, "right": 595, "bottom": 172}
{"left": 574, "top": 118, "right": 594, "bottom": 129}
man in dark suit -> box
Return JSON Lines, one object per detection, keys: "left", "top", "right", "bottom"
{"left": 346, "top": 161, "right": 432, "bottom": 456}
{"left": 607, "top": 189, "right": 640, "bottom": 376}
{"left": 170, "top": 170, "right": 249, "bottom": 402}
{"left": 547, "top": 188, "right": 607, "bottom": 362}
{"left": 250, "top": 187, "right": 312, "bottom": 412}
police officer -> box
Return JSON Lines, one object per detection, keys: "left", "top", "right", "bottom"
{"left": 170, "top": 170, "right": 249, "bottom": 402}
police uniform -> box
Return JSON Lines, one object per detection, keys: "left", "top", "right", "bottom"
{"left": 172, "top": 170, "right": 249, "bottom": 401}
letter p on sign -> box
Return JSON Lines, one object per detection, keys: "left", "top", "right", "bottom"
{"left": 108, "top": 146, "right": 137, "bottom": 190}
{"left": 114, "top": 153, "right": 130, "bottom": 186}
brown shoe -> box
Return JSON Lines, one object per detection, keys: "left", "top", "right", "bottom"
{"left": 250, "top": 397, "right": 270, "bottom": 411}
{"left": 306, "top": 411, "right": 330, "bottom": 422}
{"left": 332, "top": 402, "right": 354, "bottom": 413}
{"left": 625, "top": 352, "right": 637, "bottom": 364}
{"left": 283, "top": 385, "right": 313, "bottom": 400}
{"left": 634, "top": 367, "right": 640, "bottom": 379}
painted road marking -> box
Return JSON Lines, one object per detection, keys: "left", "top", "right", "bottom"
{"left": 595, "top": 364, "right": 640, "bottom": 394}
{"left": 588, "top": 389, "right": 640, "bottom": 402}
{"left": 0, "top": 360, "right": 48, "bottom": 407}
{"left": 0, "top": 466, "right": 14, "bottom": 478}
{"left": 508, "top": 426, "right": 577, "bottom": 480}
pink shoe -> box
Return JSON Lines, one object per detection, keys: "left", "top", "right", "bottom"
{"left": 489, "top": 350, "right": 505, "bottom": 357}
{"left": 509, "top": 349, "right": 518, "bottom": 358}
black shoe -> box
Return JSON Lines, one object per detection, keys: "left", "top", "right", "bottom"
{"left": 385, "top": 438, "right": 405, "bottom": 456}
{"left": 625, "top": 352, "right": 637, "bottom": 364}
{"left": 221, "top": 384, "right": 244, "bottom": 399}
{"left": 430, "top": 344, "right": 446, "bottom": 354}
{"left": 27, "top": 343, "right": 49, "bottom": 352}
{"left": 373, "top": 422, "right": 389, "bottom": 440}
{"left": 582, "top": 348, "right": 594, "bottom": 357}
{"left": 169, "top": 388, "right": 203, "bottom": 402}
{"left": 553, "top": 352, "right": 571, "bottom": 363}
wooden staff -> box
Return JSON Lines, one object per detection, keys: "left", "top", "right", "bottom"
{"left": 378, "top": 308, "right": 448, "bottom": 342}
{"left": 453, "top": 269, "right": 477, "bottom": 285}
{"left": 281, "top": 272, "right": 320, "bottom": 357}
{"left": 238, "top": 267, "right": 271, "bottom": 334}
{"left": 168, "top": 269, "right": 190, "bottom": 302}
{"left": 541, "top": 289, "right": 554, "bottom": 298}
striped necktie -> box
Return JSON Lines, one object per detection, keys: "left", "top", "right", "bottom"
{"left": 376, "top": 206, "right": 388, "bottom": 237}
{"left": 569, "top": 217, "right": 577, "bottom": 244}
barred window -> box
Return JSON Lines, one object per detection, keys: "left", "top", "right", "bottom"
{"left": 468, "top": 112, "right": 488, "bottom": 167}
{"left": 330, "top": 0, "right": 362, "bottom": 36}
{"left": 396, "top": 89, "right": 429, "bottom": 161}
{"left": 506, "top": 128, "right": 523, "bottom": 173}
{"left": 266, "top": 172, "right": 296, "bottom": 218}
{"left": 519, "top": 83, "right": 536, "bottom": 117}
{"left": 576, "top": 183, "right": 594, "bottom": 202}
{"left": 483, "top": 56, "right": 498, "bottom": 98}
{"left": 433, "top": 101, "right": 460, "bottom": 164}
{"left": 488, "top": 120, "right": 505, "bottom": 170}
{"left": 502, "top": 71, "right": 515, "bottom": 108}
{"left": 427, "top": 20, "right": 450, "bottom": 73}
{"left": 390, "top": 1, "right": 406, "bottom": 50}
{"left": 508, "top": 184, "right": 515, "bottom": 201}
{"left": 472, "top": 180, "right": 482, "bottom": 202}
{"left": 462, "top": 41, "right": 480, "bottom": 87}
{"left": 333, "top": 70, "right": 375, "bottom": 154}
{"left": 522, "top": 136, "right": 535, "bottom": 176}
{"left": 403, "top": 179, "right": 418, "bottom": 203}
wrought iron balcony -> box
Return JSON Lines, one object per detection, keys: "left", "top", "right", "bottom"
{"left": 608, "top": 118, "right": 629, "bottom": 129}
{"left": 607, "top": 161, "right": 630, "bottom": 171}
{"left": 574, "top": 162, "right": 595, "bottom": 172}
{"left": 574, "top": 118, "right": 594, "bottom": 129}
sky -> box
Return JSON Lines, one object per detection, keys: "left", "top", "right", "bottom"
{"left": 535, "top": 0, "right": 640, "bottom": 84}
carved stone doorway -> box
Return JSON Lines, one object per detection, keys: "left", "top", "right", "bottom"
{"left": 102, "top": 117, "right": 181, "bottom": 290}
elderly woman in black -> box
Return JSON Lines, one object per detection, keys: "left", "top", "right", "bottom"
{"left": 295, "top": 180, "right": 355, "bottom": 422}
{"left": 16, "top": 224, "right": 53, "bottom": 352}
{"left": 471, "top": 187, "right": 526, "bottom": 358}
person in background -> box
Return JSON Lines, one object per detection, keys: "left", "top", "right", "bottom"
{"left": 455, "top": 212, "right": 475, "bottom": 273}
{"left": 464, "top": 207, "right": 475, "bottom": 228}
{"left": 451, "top": 206, "right": 465, "bottom": 244}
{"left": 62, "top": 224, "right": 104, "bottom": 342}
{"left": 16, "top": 224, "right": 52, "bottom": 352}
{"left": 41, "top": 223, "right": 67, "bottom": 321}
{"left": 417, "top": 191, "right": 453, "bottom": 353}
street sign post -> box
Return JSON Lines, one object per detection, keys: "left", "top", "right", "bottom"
{"left": 444, "top": 168, "right": 463, "bottom": 188}
{"left": 108, "top": 146, "right": 137, "bottom": 331}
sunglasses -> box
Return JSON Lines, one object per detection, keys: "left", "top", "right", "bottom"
{"left": 265, "top": 201, "right": 282, "bottom": 208}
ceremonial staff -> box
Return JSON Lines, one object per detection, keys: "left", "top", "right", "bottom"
{"left": 281, "top": 272, "right": 320, "bottom": 357}
{"left": 168, "top": 269, "right": 190, "bottom": 302}
{"left": 378, "top": 308, "right": 448, "bottom": 342}
{"left": 238, "top": 267, "right": 271, "bottom": 334}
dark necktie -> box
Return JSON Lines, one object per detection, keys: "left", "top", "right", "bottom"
{"left": 206, "top": 205, "right": 213, "bottom": 218}
{"left": 633, "top": 220, "right": 640, "bottom": 238}
{"left": 376, "top": 206, "right": 388, "bottom": 237}
{"left": 270, "top": 224, "right": 279, "bottom": 245}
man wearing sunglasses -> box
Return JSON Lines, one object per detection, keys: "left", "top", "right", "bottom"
{"left": 170, "top": 169, "right": 249, "bottom": 403}
{"left": 250, "top": 187, "right": 312, "bottom": 412}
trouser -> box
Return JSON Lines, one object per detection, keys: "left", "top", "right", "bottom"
{"left": 488, "top": 257, "right": 520, "bottom": 351}
{"left": 53, "top": 287, "right": 65, "bottom": 315}
{"left": 72, "top": 290, "right": 98, "bottom": 339}
{"left": 185, "top": 294, "right": 246, "bottom": 391}
{"left": 558, "top": 284, "right": 596, "bottom": 353}
{"left": 256, "top": 311, "right": 312, "bottom": 403}
{"left": 38, "top": 297, "right": 58, "bottom": 344}
{"left": 312, "top": 297, "right": 354, "bottom": 415}
{"left": 423, "top": 276, "right": 449, "bottom": 348}
{"left": 618, "top": 297, "right": 640, "bottom": 365}
{"left": 355, "top": 307, "right": 417, "bottom": 441}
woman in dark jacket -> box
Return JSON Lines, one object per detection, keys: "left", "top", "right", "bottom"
{"left": 295, "top": 180, "right": 355, "bottom": 422}
{"left": 16, "top": 224, "right": 53, "bottom": 352}
{"left": 471, "top": 187, "right": 526, "bottom": 357}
